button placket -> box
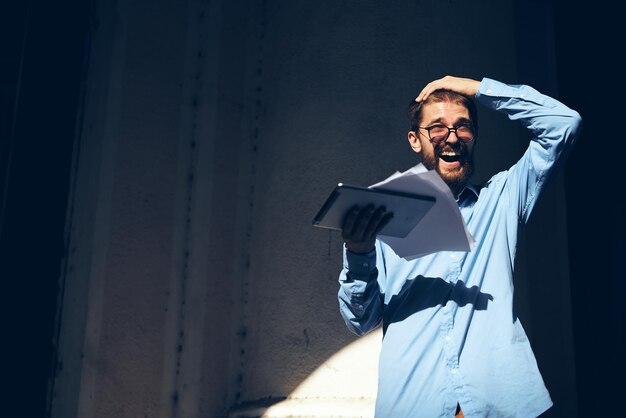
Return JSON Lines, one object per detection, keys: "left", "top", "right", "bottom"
{"left": 439, "top": 301, "right": 458, "bottom": 378}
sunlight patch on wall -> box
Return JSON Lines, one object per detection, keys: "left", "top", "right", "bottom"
{"left": 229, "top": 328, "right": 382, "bottom": 418}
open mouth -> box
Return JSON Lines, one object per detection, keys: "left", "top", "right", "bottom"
{"left": 439, "top": 151, "right": 462, "bottom": 163}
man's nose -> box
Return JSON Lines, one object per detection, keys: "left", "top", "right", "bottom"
{"left": 445, "top": 130, "right": 460, "bottom": 144}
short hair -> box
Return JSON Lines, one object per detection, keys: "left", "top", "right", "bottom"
{"left": 407, "top": 90, "right": 478, "bottom": 132}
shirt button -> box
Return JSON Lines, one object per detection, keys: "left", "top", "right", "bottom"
{"left": 445, "top": 335, "right": 452, "bottom": 342}
{"left": 486, "top": 89, "right": 492, "bottom": 94}
{"left": 451, "top": 368, "right": 458, "bottom": 375}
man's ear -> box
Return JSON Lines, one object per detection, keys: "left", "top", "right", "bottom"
{"left": 408, "top": 131, "right": 422, "bottom": 154}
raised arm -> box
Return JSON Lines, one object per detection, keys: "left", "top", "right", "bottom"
{"left": 475, "top": 77, "right": 582, "bottom": 223}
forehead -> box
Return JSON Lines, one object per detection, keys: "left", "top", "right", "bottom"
{"left": 420, "top": 101, "right": 470, "bottom": 124}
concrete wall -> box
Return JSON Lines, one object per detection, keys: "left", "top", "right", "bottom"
{"left": 50, "top": 0, "right": 577, "bottom": 417}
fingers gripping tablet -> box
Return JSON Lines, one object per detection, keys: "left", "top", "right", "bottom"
{"left": 312, "top": 183, "right": 436, "bottom": 238}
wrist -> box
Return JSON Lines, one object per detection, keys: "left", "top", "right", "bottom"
{"left": 345, "top": 241, "right": 375, "bottom": 255}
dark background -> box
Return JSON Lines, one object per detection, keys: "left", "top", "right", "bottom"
{"left": 553, "top": 0, "right": 626, "bottom": 414}
{"left": 1, "top": 0, "right": 623, "bottom": 416}
{"left": 1, "top": 1, "right": 90, "bottom": 416}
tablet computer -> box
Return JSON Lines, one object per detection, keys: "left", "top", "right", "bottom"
{"left": 312, "top": 183, "right": 436, "bottom": 238}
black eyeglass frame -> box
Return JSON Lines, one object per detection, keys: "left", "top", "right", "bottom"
{"left": 417, "top": 123, "right": 476, "bottom": 144}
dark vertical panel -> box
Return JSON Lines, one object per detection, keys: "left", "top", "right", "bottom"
{"left": 553, "top": 1, "right": 626, "bottom": 416}
{"left": 0, "top": 0, "right": 89, "bottom": 416}
{"left": 0, "top": 0, "right": 28, "bottom": 228}
{"left": 513, "top": 2, "right": 578, "bottom": 416}
{"left": 515, "top": 0, "right": 577, "bottom": 418}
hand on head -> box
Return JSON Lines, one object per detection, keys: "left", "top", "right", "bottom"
{"left": 415, "top": 75, "right": 480, "bottom": 103}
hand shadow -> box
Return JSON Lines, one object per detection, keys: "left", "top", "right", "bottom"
{"left": 382, "top": 275, "right": 494, "bottom": 335}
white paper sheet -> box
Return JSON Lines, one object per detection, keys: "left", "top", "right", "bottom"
{"left": 368, "top": 163, "right": 475, "bottom": 260}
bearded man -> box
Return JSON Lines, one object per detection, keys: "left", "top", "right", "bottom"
{"left": 338, "top": 76, "right": 581, "bottom": 418}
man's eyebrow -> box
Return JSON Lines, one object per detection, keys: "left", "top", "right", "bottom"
{"left": 424, "top": 116, "right": 472, "bottom": 126}
{"left": 455, "top": 117, "right": 473, "bottom": 125}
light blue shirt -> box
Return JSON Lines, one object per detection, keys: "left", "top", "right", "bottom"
{"left": 338, "top": 78, "right": 582, "bottom": 418}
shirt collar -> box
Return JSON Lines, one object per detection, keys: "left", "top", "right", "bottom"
{"left": 456, "top": 183, "right": 480, "bottom": 203}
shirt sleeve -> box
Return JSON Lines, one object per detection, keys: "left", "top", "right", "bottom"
{"left": 475, "top": 77, "right": 582, "bottom": 224}
{"left": 338, "top": 245, "right": 384, "bottom": 335}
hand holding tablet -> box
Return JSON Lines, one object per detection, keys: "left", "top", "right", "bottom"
{"left": 312, "top": 183, "right": 436, "bottom": 239}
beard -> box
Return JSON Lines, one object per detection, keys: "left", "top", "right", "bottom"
{"left": 422, "top": 143, "right": 474, "bottom": 194}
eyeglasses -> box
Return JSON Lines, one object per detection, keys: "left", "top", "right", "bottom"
{"left": 418, "top": 123, "right": 475, "bottom": 144}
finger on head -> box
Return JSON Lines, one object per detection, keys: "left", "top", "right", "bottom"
{"left": 416, "top": 87, "right": 428, "bottom": 102}
{"left": 418, "top": 84, "right": 435, "bottom": 102}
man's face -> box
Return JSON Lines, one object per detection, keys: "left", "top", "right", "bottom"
{"left": 408, "top": 101, "right": 475, "bottom": 193}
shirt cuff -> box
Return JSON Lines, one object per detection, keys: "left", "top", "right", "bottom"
{"left": 343, "top": 246, "right": 377, "bottom": 275}
{"left": 476, "top": 77, "right": 528, "bottom": 100}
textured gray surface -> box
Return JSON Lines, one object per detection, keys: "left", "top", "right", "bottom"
{"left": 50, "top": 1, "right": 577, "bottom": 417}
